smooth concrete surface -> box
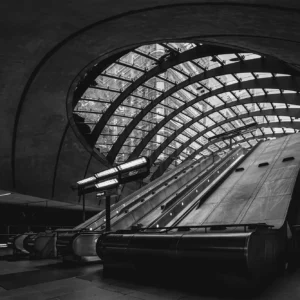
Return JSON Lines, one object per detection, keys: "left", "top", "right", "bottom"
{"left": 179, "top": 134, "right": 300, "bottom": 228}
{"left": 1, "top": 259, "right": 300, "bottom": 299}
{"left": 1, "top": 1, "right": 300, "bottom": 207}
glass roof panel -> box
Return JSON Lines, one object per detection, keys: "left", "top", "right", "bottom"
{"left": 265, "top": 89, "right": 280, "bottom": 95}
{"left": 231, "top": 90, "right": 249, "bottom": 99}
{"left": 73, "top": 42, "right": 298, "bottom": 175}
{"left": 205, "top": 95, "right": 224, "bottom": 107}
{"left": 175, "top": 134, "right": 189, "bottom": 143}
{"left": 254, "top": 72, "right": 273, "bottom": 79}
{"left": 283, "top": 90, "right": 297, "bottom": 94}
{"left": 183, "top": 128, "right": 197, "bottom": 137}
{"left": 158, "top": 127, "right": 174, "bottom": 136}
{"left": 108, "top": 64, "right": 142, "bottom": 82}
{"left": 106, "top": 116, "right": 132, "bottom": 127}
{"left": 242, "top": 53, "right": 261, "bottom": 60}
{"left": 206, "top": 57, "right": 222, "bottom": 70}
{"left": 129, "top": 129, "right": 148, "bottom": 139}
{"left": 122, "top": 96, "right": 150, "bottom": 109}
{"left": 273, "top": 103, "right": 287, "bottom": 109}
{"left": 135, "top": 120, "right": 156, "bottom": 131}
{"left": 191, "top": 123, "right": 206, "bottom": 132}
{"left": 289, "top": 104, "right": 300, "bottom": 109}
{"left": 101, "top": 125, "right": 125, "bottom": 135}
{"left": 123, "top": 138, "right": 141, "bottom": 147}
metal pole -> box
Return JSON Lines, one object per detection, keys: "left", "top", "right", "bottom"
{"left": 82, "top": 194, "right": 86, "bottom": 222}
{"left": 106, "top": 195, "right": 111, "bottom": 232}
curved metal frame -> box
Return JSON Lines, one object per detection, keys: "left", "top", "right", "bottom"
{"left": 72, "top": 42, "right": 300, "bottom": 179}
{"left": 151, "top": 116, "right": 300, "bottom": 179}
{"left": 107, "top": 61, "right": 299, "bottom": 163}
{"left": 148, "top": 93, "right": 300, "bottom": 165}
{"left": 89, "top": 44, "right": 240, "bottom": 144}
{"left": 126, "top": 77, "right": 300, "bottom": 162}
{"left": 151, "top": 131, "right": 291, "bottom": 180}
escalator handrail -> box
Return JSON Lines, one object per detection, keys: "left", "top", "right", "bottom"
{"left": 145, "top": 147, "right": 242, "bottom": 229}
{"left": 74, "top": 157, "right": 197, "bottom": 230}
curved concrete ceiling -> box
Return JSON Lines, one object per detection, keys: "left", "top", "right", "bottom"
{"left": 1, "top": 0, "right": 300, "bottom": 206}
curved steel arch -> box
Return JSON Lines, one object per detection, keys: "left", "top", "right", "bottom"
{"left": 126, "top": 76, "right": 300, "bottom": 162}
{"left": 151, "top": 113, "right": 300, "bottom": 178}
{"left": 107, "top": 59, "right": 299, "bottom": 163}
{"left": 89, "top": 44, "right": 238, "bottom": 144}
{"left": 148, "top": 93, "right": 300, "bottom": 165}
{"left": 151, "top": 131, "right": 292, "bottom": 180}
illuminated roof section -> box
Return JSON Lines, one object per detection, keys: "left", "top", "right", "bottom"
{"left": 72, "top": 42, "right": 300, "bottom": 180}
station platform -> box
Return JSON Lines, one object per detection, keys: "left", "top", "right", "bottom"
{"left": 0, "top": 259, "right": 300, "bottom": 300}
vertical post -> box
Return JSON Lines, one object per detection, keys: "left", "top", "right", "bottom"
{"left": 230, "top": 138, "right": 232, "bottom": 150}
{"left": 82, "top": 193, "right": 86, "bottom": 222}
{"left": 106, "top": 195, "right": 111, "bottom": 232}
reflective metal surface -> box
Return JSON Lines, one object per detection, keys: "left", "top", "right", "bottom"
{"left": 97, "top": 229, "right": 282, "bottom": 282}
{"left": 72, "top": 233, "right": 102, "bottom": 257}
{"left": 23, "top": 233, "right": 38, "bottom": 253}
{"left": 96, "top": 134, "right": 300, "bottom": 283}
{"left": 178, "top": 134, "right": 300, "bottom": 229}
{"left": 13, "top": 234, "right": 31, "bottom": 254}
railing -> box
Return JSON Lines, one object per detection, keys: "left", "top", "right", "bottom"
{"left": 124, "top": 223, "right": 274, "bottom": 234}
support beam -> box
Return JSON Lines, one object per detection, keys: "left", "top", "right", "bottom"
{"left": 151, "top": 131, "right": 293, "bottom": 180}
{"left": 151, "top": 119, "right": 300, "bottom": 179}
{"left": 89, "top": 44, "right": 240, "bottom": 144}
{"left": 127, "top": 78, "right": 300, "bottom": 163}
{"left": 149, "top": 93, "right": 300, "bottom": 165}
{"left": 107, "top": 61, "right": 300, "bottom": 164}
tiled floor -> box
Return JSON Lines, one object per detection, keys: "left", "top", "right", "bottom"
{"left": 0, "top": 259, "right": 300, "bottom": 300}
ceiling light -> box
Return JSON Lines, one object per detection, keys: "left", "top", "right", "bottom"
{"left": 77, "top": 176, "right": 95, "bottom": 187}
{"left": 118, "top": 157, "right": 148, "bottom": 171}
{"left": 95, "top": 167, "right": 118, "bottom": 180}
{"left": 95, "top": 178, "right": 119, "bottom": 190}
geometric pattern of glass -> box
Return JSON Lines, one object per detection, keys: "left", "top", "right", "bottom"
{"left": 73, "top": 42, "right": 300, "bottom": 179}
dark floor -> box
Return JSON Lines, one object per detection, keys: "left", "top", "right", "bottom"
{"left": 0, "top": 257, "right": 300, "bottom": 300}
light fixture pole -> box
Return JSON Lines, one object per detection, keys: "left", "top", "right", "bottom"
{"left": 74, "top": 157, "right": 150, "bottom": 232}
{"left": 105, "top": 195, "right": 111, "bottom": 231}
{"left": 82, "top": 193, "right": 86, "bottom": 222}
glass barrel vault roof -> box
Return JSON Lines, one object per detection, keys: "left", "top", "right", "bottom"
{"left": 72, "top": 42, "right": 300, "bottom": 180}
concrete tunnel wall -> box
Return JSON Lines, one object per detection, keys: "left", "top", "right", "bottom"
{"left": 1, "top": 0, "right": 300, "bottom": 207}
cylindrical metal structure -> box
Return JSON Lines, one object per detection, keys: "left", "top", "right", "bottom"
{"left": 97, "top": 229, "right": 283, "bottom": 282}
{"left": 57, "top": 231, "right": 101, "bottom": 258}
{"left": 56, "top": 232, "right": 75, "bottom": 256}
{"left": 13, "top": 234, "right": 32, "bottom": 254}
{"left": 23, "top": 233, "right": 39, "bottom": 253}
{"left": 34, "top": 233, "right": 56, "bottom": 257}
{"left": 72, "top": 232, "right": 102, "bottom": 257}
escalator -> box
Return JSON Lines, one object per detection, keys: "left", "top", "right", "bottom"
{"left": 96, "top": 133, "right": 300, "bottom": 287}
{"left": 132, "top": 146, "right": 246, "bottom": 229}
{"left": 55, "top": 154, "right": 218, "bottom": 261}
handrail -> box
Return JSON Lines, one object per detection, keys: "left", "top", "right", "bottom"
{"left": 143, "top": 148, "right": 240, "bottom": 229}
{"left": 168, "top": 143, "right": 261, "bottom": 228}
{"left": 121, "top": 222, "right": 273, "bottom": 234}
{"left": 146, "top": 147, "right": 243, "bottom": 229}
{"left": 56, "top": 229, "right": 103, "bottom": 234}
{"left": 2, "top": 224, "right": 73, "bottom": 229}
{"left": 75, "top": 157, "right": 198, "bottom": 230}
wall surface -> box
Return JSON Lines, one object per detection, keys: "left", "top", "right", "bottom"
{"left": 1, "top": 0, "right": 300, "bottom": 206}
